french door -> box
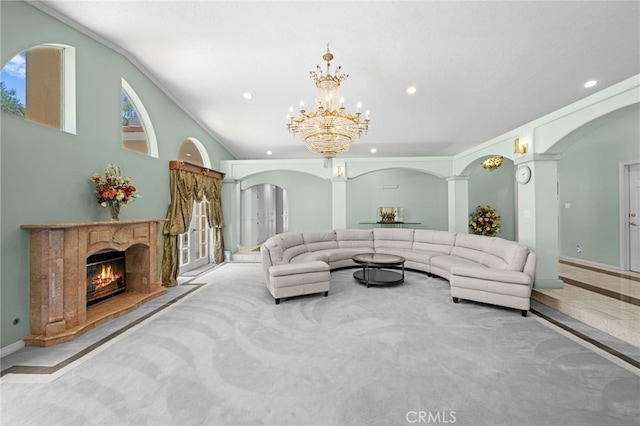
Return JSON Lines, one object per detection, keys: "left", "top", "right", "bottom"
{"left": 178, "top": 198, "right": 214, "bottom": 274}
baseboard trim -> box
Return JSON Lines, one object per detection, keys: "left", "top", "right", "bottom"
{"left": 560, "top": 256, "right": 620, "bottom": 272}
{"left": 533, "top": 278, "right": 564, "bottom": 289}
{"left": 0, "top": 340, "right": 25, "bottom": 359}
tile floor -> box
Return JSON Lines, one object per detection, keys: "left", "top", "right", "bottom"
{"left": 532, "top": 259, "right": 640, "bottom": 348}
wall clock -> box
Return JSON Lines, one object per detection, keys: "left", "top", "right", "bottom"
{"left": 516, "top": 165, "right": 532, "bottom": 184}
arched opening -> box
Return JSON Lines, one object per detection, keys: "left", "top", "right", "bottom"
{"left": 241, "top": 184, "right": 288, "bottom": 247}
{"left": 1, "top": 43, "right": 76, "bottom": 133}
{"left": 346, "top": 168, "right": 448, "bottom": 230}
{"left": 551, "top": 104, "right": 640, "bottom": 270}
{"left": 177, "top": 137, "right": 211, "bottom": 168}
{"left": 468, "top": 156, "right": 516, "bottom": 240}
{"left": 121, "top": 78, "right": 158, "bottom": 157}
{"left": 173, "top": 140, "right": 216, "bottom": 277}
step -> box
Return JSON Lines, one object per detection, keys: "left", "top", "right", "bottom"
{"left": 532, "top": 285, "right": 640, "bottom": 348}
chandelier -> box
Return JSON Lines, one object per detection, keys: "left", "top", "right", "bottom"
{"left": 287, "top": 46, "right": 370, "bottom": 167}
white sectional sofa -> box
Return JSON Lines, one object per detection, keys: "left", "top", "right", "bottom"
{"left": 260, "top": 228, "right": 536, "bottom": 316}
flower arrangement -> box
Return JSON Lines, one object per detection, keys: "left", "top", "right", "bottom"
{"left": 469, "top": 205, "right": 500, "bottom": 237}
{"left": 91, "top": 164, "right": 139, "bottom": 220}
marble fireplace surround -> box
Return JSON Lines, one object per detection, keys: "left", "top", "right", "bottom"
{"left": 21, "top": 219, "right": 167, "bottom": 347}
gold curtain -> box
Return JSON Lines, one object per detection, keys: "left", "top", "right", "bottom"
{"left": 209, "top": 178, "right": 225, "bottom": 264}
{"left": 161, "top": 163, "right": 225, "bottom": 287}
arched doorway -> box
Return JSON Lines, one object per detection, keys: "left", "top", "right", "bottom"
{"left": 175, "top": 138, "right": 216, "bottom": 275}
{"left": 241, "top": 184, "right": 288, "bottom": 246}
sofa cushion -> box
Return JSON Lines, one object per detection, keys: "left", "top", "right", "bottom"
{"left": 482, "top": 238, "right": 529, "bottom": 271}
{"left": 413, "top": 230, "right": 455, "bottom": 254}
{"left": 276, "top": 232, "right": 309, "bottom": 263}
{"left": 336, "top": 229, "right": 374, "bottom": 248}
{"left": 283, "top": 244, "right": 308, "bottom": 263}
{"left": 279, "top": 232, "right": 304, "bottom": 249}
{"left": 450, "top": 266, "right": 532, "bottom": 285}
{"left": 398, "top": 249, "right": 446, "bottom": 263}
{"left": 303, "top": 230, "right": 338, "bottom": 252}
{"left": 290, "top": 251, "right": 330, "bottom": 264}
{"left": 450, "top": 233, "right": 493, "bottom": 263}
{"left": 374, "top": 247, "right": 434, "bottom": 264}
{"left": 373, "top": 228, "right": 414, "bottom": 250}
{"left": 326, "top": 247, "right": 374, "bottom": 262}
{"left": 430, "top": 254, "right": 486, "bottom": 272}
{"left": 263, "top": 237, "right": 285, "bottom": 265}
{"left": 269, "top": 261, "right": 329, "bottom": 277}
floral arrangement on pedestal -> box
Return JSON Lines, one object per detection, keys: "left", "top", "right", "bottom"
{"left": 91, "top": 164, "right": 139, "bottom": 220}
{"left": 469, "top": 205, "right": 500, "bottom": 237}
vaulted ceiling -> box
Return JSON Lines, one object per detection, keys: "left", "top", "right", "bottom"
{"left": 31, "top": 1, "right": 640, "bottom": 161}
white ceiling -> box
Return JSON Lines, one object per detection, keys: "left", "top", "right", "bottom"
{"left": 31, "top": 1, "right": 640, "bottom": 161}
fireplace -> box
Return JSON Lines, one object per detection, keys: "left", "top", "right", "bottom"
{"left": 87, "top": 251, "right": 126, "bottom": 306}
{"left": 22, "top": 219, "right": 166, "bottom": 347}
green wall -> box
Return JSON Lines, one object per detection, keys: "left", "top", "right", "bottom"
{"left": 558, "top": 104, "right": 640, "bottom": 266}
{"left": 468, "top": 159, "right": 516, "bottom": 240}
{"left": 241, "top": 171, "right": 332, "bottom": 232}
{"left": 346, "top": 168, "right": 448, "bottom": 230}
{"left": 0, "top": 1, "right": 234, "bottom": 348}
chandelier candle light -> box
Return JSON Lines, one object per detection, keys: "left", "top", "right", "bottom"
{"left": 287, "top": 46, "right": 370, "bottom": 167}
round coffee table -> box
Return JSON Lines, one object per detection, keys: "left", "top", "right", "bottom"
{"left": 352, "top": 253, "right": 405, "bottom": 287}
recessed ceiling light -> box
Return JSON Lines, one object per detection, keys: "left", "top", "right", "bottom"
{"left": 370, "top": 148, "right": 377, "bottom": 154}
{"left": 584, "top": 80, "right": 597, "bottom": 88}
{"left": 266, "top": 150, "right": 272, "bottom": 155}
{"left": 243, "top": 92, "right": 252, "bottom": 99}
{"left": 185, "top": 153, "right": 191, "bottom": 157}
{"left": 406, "top": 86, "right": 417, "bottom": 95}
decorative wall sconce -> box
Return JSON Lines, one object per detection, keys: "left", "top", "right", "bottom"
{"left": 481, "top": 156, "right": 504, "bottom": 171}
{"left": 514, "top": 137, "right": 528, "bottom": 154}
{"left": 336, "top": 165, "right": 345, "bottom": 177}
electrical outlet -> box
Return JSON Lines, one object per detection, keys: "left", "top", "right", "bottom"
{"left": 576, "top": 245, "right": 582, "bottom": 253}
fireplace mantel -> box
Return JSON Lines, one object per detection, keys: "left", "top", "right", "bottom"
{"left": 21, "top": 219, "right": 167, "bottom": 346}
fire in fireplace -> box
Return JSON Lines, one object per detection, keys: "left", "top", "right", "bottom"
{"left": 86, "top": 251, "right": 126, "bottom": 306}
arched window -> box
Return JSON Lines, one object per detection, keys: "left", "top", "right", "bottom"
{"left": 121, "top": 78, "right": 158, "bottom": 157}
{"left": 1, "top": 43, "right": 76, "bottom": 134}
{"left": 177, "top": 137, "right": 211, "bottom": 168}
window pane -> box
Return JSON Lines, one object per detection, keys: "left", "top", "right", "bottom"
{"left": 1, "top": 47, "right": 64, "bottom": 129}
{"left": 121, "top": 89, "right": 148, "bottom": 154}
{"left": 0, "top": 52, "right": 26, "bottom": 118}
{"left": 2, "top": 47, "right": 64, "bottom": 129}
{"left": 25, "top": 47, "right": 62, "bottom": 129}
{"left": 1, "top": 44, "right": 75, "bottom": 133}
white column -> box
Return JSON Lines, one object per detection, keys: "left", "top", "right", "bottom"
{"left": 332, "top": 178, "right": 347, "bottom": 229}
{"left": 515, "top": 155, "right": 563, "bottom": 289}
{"left": 447, "top": 176, "right": 469, "bottom": 233}
{"left": 222, "top": 179, "right": 241, "bottom": 253}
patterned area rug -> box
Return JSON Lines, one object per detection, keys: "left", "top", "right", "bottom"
{"left": 2, "top": 263, "right": 639, "bottom": 425}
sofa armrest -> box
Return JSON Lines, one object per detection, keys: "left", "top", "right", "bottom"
{"left": 269, "top": 261, "right": 329, "bottom": 277}
{"left": 450, "top": 266, "right": 532, "bottom": 286}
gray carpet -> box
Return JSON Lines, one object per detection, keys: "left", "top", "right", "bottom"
{"left": 1, "top": 263, "right": 639, "bottom": 426}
